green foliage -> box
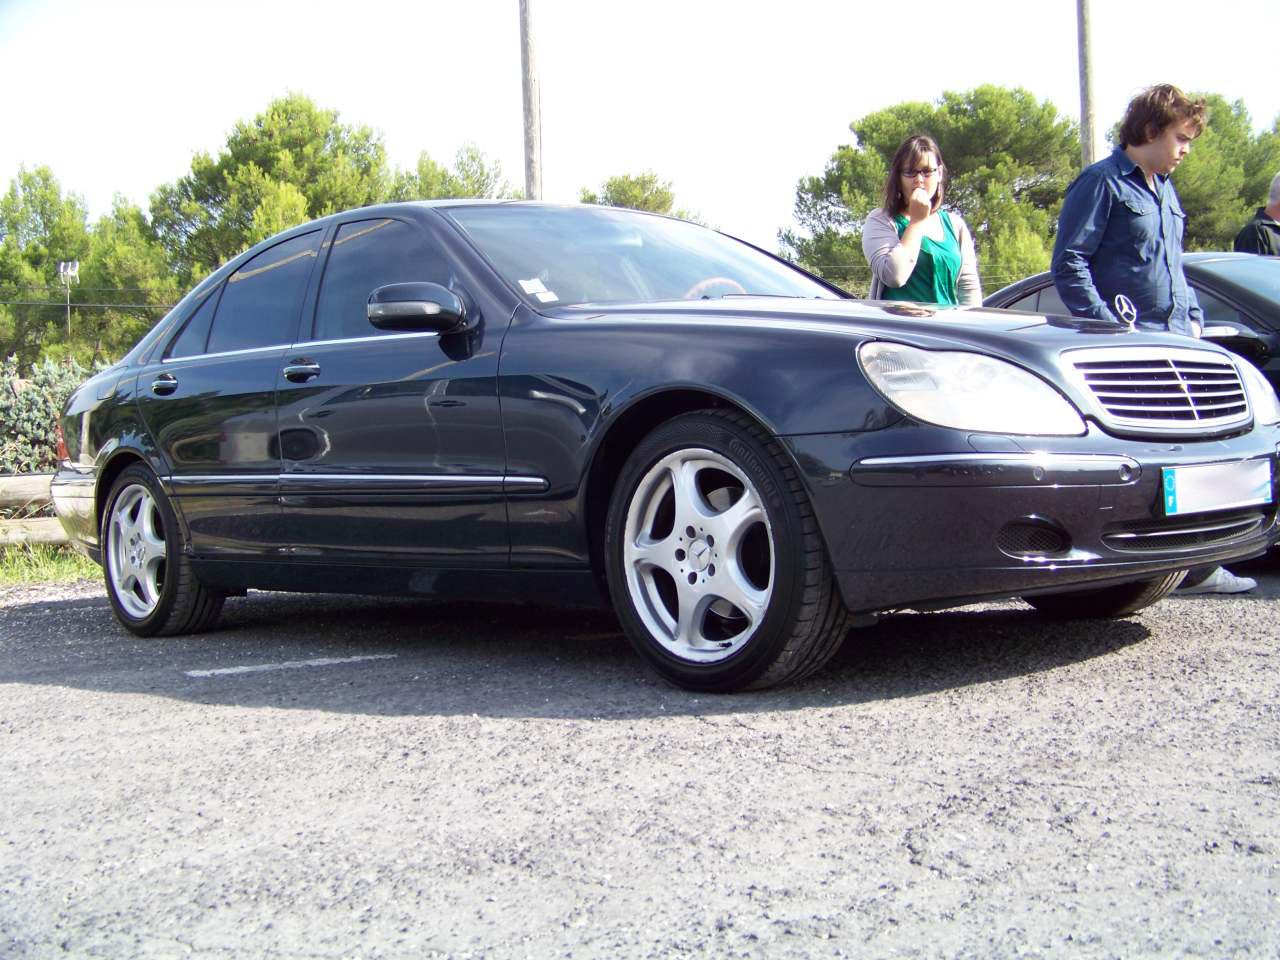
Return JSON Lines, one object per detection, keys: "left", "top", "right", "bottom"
{"left": 0, "top": 167, "right": 92, "bottom": 365}
{"left": 72, "top": 198, "right": 177, "bottom": 365}
{"left": 0, "top": 543, "right": 98, "bottom": 584}
{"left": 782, "top": 86, "right": 1079, "bottom": 289}
{"left": 150, "top": 97, "right": 516, "bottom": 283}
{"left": 387, "top": 144, "right": 515, "bottom": 201}
{"left": 0, "top": 354, "right": 87, "bottom": 474}
{"left": 1172, "top": 95, "right": 1274, "bottom": 250}
{"left": 581, "top": 172, "right": 676, "bottom": 213}
{"left": 978, "top": 183, "right": 1055, "bottom": 287}
{"left": 580, "top": 171, "right": 700, "bottom": 222}
{"left": 0, "top": 169, "right": 174, "bottom": 367}
{"left": 2, "top": 96, "right": 517, "bottom": 370}
{"left": 149, "top": 93, "right": 391, "bottom": 282}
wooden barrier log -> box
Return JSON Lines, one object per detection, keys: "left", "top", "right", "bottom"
{"left": 0, "top": 517, "right": 68, "bottom": 545}
{"left": 0, "top": 473, "right": 54, "bottom": 510}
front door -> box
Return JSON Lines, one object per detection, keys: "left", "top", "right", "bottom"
{"left": 275, "top": 216, "right": 509, "bottom": 564}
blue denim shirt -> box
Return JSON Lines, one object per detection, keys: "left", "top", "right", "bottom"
{"left": 1051, "top": 147, "right": 1202, "bottom": 335}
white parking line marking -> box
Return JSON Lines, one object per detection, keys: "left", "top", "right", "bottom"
{"left": 185, "top": 654, "right": 398, "bottom": 678}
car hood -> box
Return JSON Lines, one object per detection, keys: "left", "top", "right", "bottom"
{"left": 544, "top": 296, "right": 1215, "bottom": 359}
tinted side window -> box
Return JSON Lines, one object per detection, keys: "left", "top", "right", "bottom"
{"left": 166, "top": 283, "right": 221, "bottom": 359}
{"left": 1194, "top": 286, "right": 1245, "bottom": 327}
{"left": 1037, "top": 285, "right": 1068, "bottom": 317}
{"left": 207, "top": 231, "right": 321, "bottom": 354}
{"left": 1003, "top": 291, "right": 1040, "bottom": 313}
{"left": 312, "top": 219, "right": 450, "bottom": 342}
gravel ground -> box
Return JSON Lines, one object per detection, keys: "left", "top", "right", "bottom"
{"left": 1, "top": 567, "right": 1278, "bottom": 959}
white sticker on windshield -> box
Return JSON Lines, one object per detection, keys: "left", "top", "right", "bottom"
{"left": 519, "top": 278, "right": 547, "bottom": 294}
{"left": 536, "top": 290, "right": 559, "bottom": 303}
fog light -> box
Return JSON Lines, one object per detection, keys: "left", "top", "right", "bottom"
{"left": 997, "top": 519, "right": 1070, "bottom": 558}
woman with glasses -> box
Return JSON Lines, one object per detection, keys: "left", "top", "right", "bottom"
{"left": 862, "top": 134, "right": 982, "bottom": 306}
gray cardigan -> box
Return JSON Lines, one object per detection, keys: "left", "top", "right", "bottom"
{"left": 862, "top": 207, "right": 982, "bottom": 305}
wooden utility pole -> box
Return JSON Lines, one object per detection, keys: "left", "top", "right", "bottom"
{"left": 519, "top": 0, "right": 542, "bottom": 200}
{"left": 1077, "top": 0, "right": 1103, "bottom": 167}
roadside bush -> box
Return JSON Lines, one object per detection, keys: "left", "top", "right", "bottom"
{"left": 0, "top": 355, "right": 88, "bottom": 474}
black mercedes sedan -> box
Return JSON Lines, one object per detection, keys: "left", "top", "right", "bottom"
{"left": 52, "top": 203, "right": 1280, "bottom": 691}
{"left": 984, "top": 253, "right": 1280, "bottom": 395}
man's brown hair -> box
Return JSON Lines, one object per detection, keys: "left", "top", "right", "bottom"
{"left": 882, "top": 135, "right": 946, "bottom": 216}
{"left": 1118, "top": 83, "right": 1207, "bottom": 147}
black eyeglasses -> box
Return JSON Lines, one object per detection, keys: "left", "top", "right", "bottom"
{"left": 902, "top": 167, "right": 939, "bottom": 179}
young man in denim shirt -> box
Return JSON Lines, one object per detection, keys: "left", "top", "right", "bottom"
{"left": 1052, "top": 83, "right": 1256, "bottom": 595}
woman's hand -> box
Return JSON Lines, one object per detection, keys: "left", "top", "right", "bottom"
{"left": 906, "top": 187, "right": 932, "bottom": 223}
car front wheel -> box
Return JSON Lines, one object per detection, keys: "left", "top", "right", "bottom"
{"left": 605, "top": 410, "right": 849, "bottom": 692}
{"left": 102, "top": 464, "right": 224, "bottom": 636}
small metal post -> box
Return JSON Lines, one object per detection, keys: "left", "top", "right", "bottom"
{"left": 57, "top": 260, "right": 79, "bottom": 336}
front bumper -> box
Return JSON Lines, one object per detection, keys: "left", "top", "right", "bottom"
{"left": 784, "top": 423, "right": 1280, "bottom": 614}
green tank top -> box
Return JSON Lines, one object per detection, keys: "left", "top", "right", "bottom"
{"left": 885, "top": 210, "right": 962, "bottom": 306}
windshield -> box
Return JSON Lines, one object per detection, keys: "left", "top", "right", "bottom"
{"left": 446, "top": 205, "right": 841, "bottom": 307}
{"left": 1203, "top": 256, "right": 1280, "bottom": 305}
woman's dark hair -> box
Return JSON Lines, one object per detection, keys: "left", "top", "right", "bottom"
{"left": 1118, "top": 83, "right": 1206, "bottom": 147}
{"left": 882, "top": 135, "right": 945, "bottom": 216}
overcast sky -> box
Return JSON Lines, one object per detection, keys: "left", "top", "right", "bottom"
{"left": 1, "top": 0, "right": 1276, "bottom": 252}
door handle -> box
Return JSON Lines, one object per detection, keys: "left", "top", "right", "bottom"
{"left": 151, "top": 373, "right": 178, "bottom": 395}
{"left": 283, "top": 361, "right": 322, "bottom": 383}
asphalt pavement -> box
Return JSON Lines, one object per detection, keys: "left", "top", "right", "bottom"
{"left": 1, "top": 563, "right": 1278, "bottom": 959}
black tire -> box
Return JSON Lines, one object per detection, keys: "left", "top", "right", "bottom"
{"left": 604, "top": 409, "right": 850, "bottom": 692}
{"left": 1022, "top": 570, "right": 1186, "bottom": 619}
{"left": 101, "top": 464, "right": 224, "bottom": 637}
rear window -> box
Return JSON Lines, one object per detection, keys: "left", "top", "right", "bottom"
{"left": 207, "top": 231, "right": 321, "bottom": 354}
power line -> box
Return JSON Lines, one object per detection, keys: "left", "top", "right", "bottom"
{"left": 0, "top": 300, "right": 173, "bottom": 309}
{"left": 0, "top": 286, "right": 173, "bottom": 294}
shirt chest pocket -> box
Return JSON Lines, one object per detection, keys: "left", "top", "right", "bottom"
{"left": 1168, "top": 202, "right": 1187, "bottom": 245}
{"left": 1119, "top": 196, "right": 1160, "bottom": 254}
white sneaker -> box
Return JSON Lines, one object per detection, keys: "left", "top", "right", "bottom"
{"left": 1175, "top": 567, "right": 1257, "bottom": 595}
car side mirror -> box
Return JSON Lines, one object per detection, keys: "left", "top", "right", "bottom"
{"left": 1201, "top": 322, "right": 1257, "bottom": 340}
{"left": 367, "top": 282, "right": 472, "bottom": 333}
{"left": 1202, "top": 321, "right": 1270, "bottom": 364}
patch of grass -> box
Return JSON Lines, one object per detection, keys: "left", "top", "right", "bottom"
{"left": 0, "top": 543, "right": 100, "bottom": 585}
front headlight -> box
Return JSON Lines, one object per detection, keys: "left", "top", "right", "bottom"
{"left": 858, "top": 341, "right": 1087, "bottom": 436}
{"left": 1238, "top": 359, "right": 1280, "bottom": 426}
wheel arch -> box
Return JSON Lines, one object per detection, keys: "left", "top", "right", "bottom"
{"left": 581, "top": 388, "right": 794, "bottom": 584}
{"left": 94, "top": 450, "right": 153, "bottom": 541}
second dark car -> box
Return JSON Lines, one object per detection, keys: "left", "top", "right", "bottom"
{"left": 984, "top": 252, "right": 1280, "bottom": 395}
{"left": 53, "top": 204, "right": 1280, "bottom": 691}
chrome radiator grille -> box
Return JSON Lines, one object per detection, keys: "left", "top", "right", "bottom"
{"left": 1063, "top": 346, "right": 1250, "bottom": 434}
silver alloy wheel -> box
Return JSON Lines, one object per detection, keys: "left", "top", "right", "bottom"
{"left": 622, "top": 447, "right": 774, "bottom": 663}
{"left": 106, "top": 482, "right": 167, "bottom": 620}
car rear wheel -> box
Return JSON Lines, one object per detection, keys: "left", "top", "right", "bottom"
{"left": 605, "top": 410, "right": 849, "bottom": 692}
{"left": 1021, "top": 570, "right": 1186, "bottom": 619}
{"left": 102, "top": 464, "right": 224, "bottom": 636}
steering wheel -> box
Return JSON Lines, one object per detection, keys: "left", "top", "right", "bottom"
{"left": 682, "top": 276, "right": 747, "bottom": 300}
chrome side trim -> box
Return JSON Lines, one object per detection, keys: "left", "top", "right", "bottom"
{"left": 169, "top": 475, "right": 280, "bottom": 485}
{"left": 280, "top": 474, "right": 510, "bottom": 483}
{"left": 167, "top": 473, "right": 549, "bottom": 491}
{"left": 857, "top": 453, "right": 1137, "bottom": 467}
{"left": 850, "top": 452, "right": 1140, "bottom": 488}
{"left": 162, "top": 343, "right": 290, "bottom": 364}
{"left": 290, "top": 331, "right": 441, "bottom": 350}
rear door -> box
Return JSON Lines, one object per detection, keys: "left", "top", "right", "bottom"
{"left": 275, "top": 215, "right": 509, "bottom": 564}
{"left": 135, "top": 230, "right": 322, "bottom": 556}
